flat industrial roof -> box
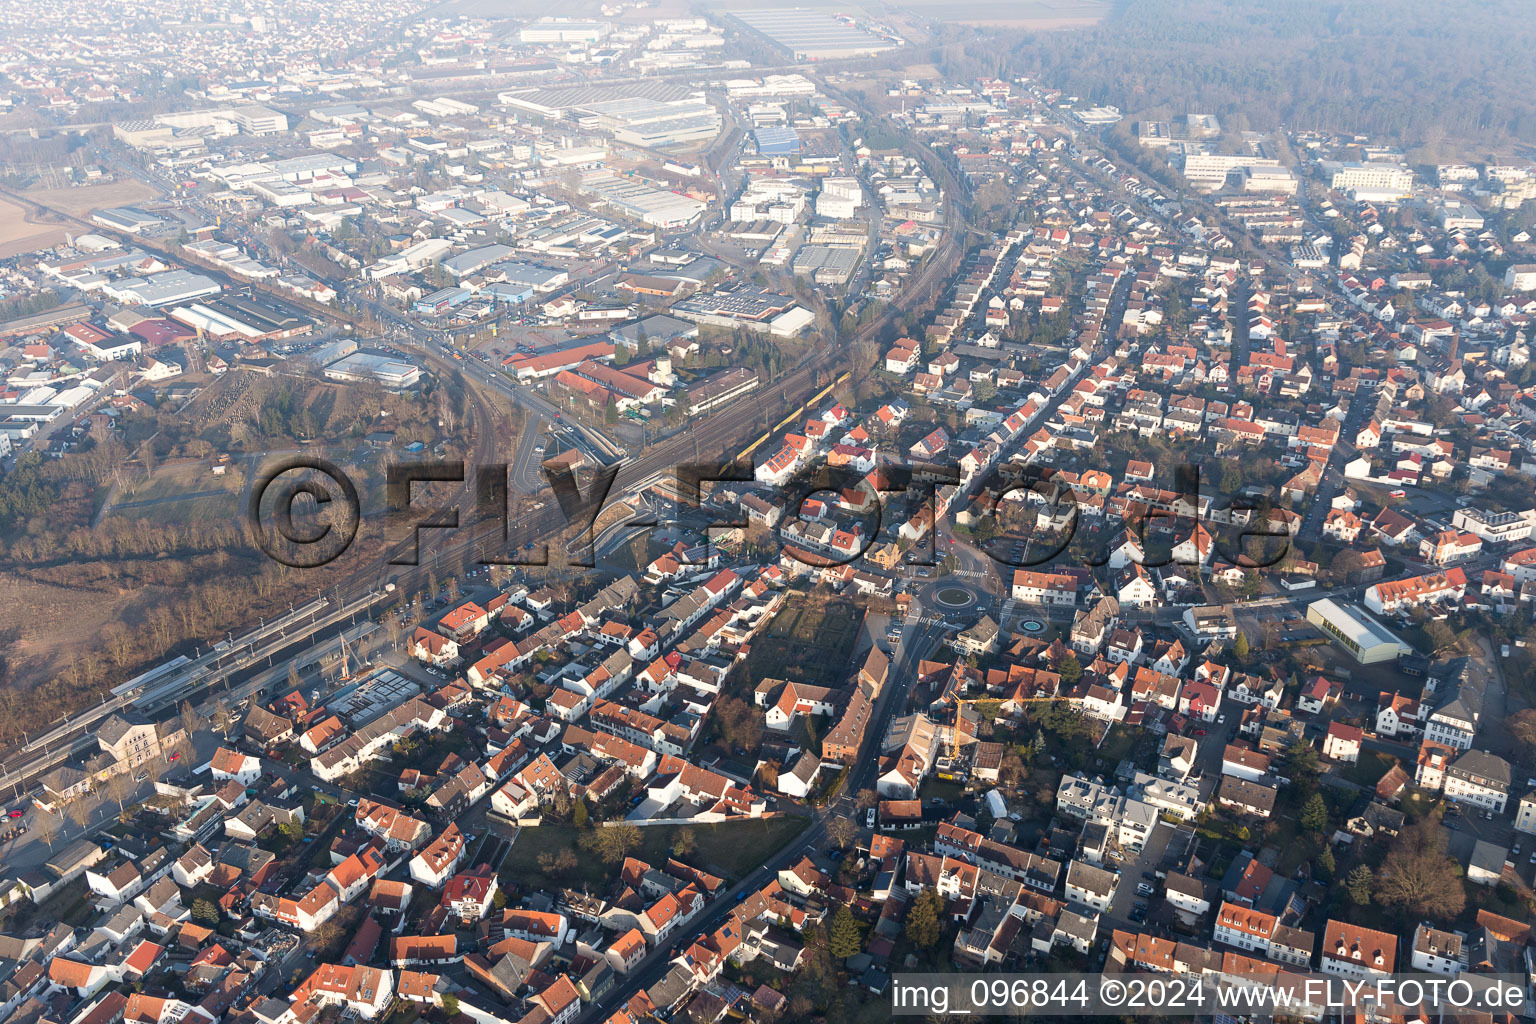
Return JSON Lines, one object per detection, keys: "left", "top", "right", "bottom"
{"left": 729, "top": 9, "right": 898, "bottom": 56}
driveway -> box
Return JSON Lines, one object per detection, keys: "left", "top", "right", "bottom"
{"left": 1103, "top": 820, "right": 1175, "bottom": 928}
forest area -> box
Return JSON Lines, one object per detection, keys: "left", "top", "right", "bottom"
{"left": 944, "top": 0, "right": 1536, "bottom": 157}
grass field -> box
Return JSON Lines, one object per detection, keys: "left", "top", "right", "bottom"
{"left": 104, "top": 461, "right": 245, "bottom": 525}
{"left": 1342, "top": 750, "right": 1398, "bottom": 789}
{"left": 499, "top": 816, "right": 810, "bottom": 892}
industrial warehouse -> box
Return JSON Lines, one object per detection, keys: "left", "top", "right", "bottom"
{"left": 728, "top": 8, "right": 901, "bottom": 60}
{"left": 170, "top": 293, "right": 314, "bottom": 341}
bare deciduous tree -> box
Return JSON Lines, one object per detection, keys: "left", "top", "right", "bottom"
{"left": 64, "top": 796, "right": 92, "bottom": 831}
{"left": 1375, "top": 824, "right": 1466, "bottom": 922}
{"left": 105, "top": 771, "right": 137, "bottom": 815}
{"left": 827, "top": 818, "right": 857, "bottom": 849}
{"left": 34, "top": 813, "right": 60, "bottom": 850}
{"left": 179, "top": 700, "right": 203, "bottom": 738}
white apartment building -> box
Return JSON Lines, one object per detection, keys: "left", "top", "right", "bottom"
{"left": 1011, "top": 569, "right": 1077, "bottom": 606}
{"left": 1452, "top": 507, "right": 1536, "bottom": 544}
{"left": 1442, "top": 750, "right": 1510, "bottom": 813}
{"left": 1330, "top": 163, "right": 1414, "bottom": 198}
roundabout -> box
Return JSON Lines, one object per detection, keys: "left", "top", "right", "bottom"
{"left": 933, "top": 585, "right": 978, "bottom": 611}
{"left": 916, "top": 576, "right": 991, "bottom": 628}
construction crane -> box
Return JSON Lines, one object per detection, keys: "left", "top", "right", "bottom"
{"left": 337, "top": 632, "right": 354, "bottom": 683}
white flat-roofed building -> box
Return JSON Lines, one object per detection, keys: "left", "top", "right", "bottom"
{"left": 725, "top": 74, "right": 817, "bottom": 99}
{"left": 1075, "top": 106, "right": 1124, "bottom": 127}
{"left": 578, "top": 173, "right": 706, "bottom": 229}
{"left": 730, "top": 8, "right": 899, "bottom": 59}
{"left": 1330, "top": 162, "right": 1413, "bottom": 199}
{"left": 1243, "top": 166, "right": 1298, "bottom": 193}
{"left": 442, "top": 244, "right": 516, "bottom": 279}
{"left": 324, "top": 352, "right": 422, "bottom": 389}
{"left": 769, "top": 306, "right": 816, "bottom": 336}
{"left": 1452, "top": 507, "right": 1536, "bottom": 544}
{"left": 104, "top": 269, "right": 221, "bottom": 307}
{"left": 1181, "top": 154, "right": 1280, "bottom": 191}
{"left": 365, "top": 238, "right": 454, "bottom": 281}
{"left": 231, "top": 105, "right": 289, "bottom": 134}
{"left": 792, "top": 244, "right": 861, "bottom": 285}
{"left": 92, "top": 206, "right": 166, "bottom": 233}
{"left": 519, "top": 19, "right": 610, "bottom": 43}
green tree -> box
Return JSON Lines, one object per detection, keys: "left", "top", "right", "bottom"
{"left": 1346, "top": 865, "right": 1374, "bottom": 905}
{"left": 671, "top": 827, "right": 697, "bottom": 858}
{"left": 440, "top": 993, "right": 460, "bottom": 1017}
{"left": 573, "top": 798, "right": 589, "bottom": 828}
{"left": 1317, "top": 845, "right": 1336, "bottom": 880}
{"left": 1232, "top": 631, "right": 1250, "bottom": 659}
{"left": 829, "top": 906, "right": 862, "bottom": 958}
{"left": 191, "top": 898, "right": 220, "bottom": 925}
{"left": 1057, "top": 652, "right": 1082, "bottom": 685}
{"left": 1281, "top": 740, "right": 1321, "bottom": 783}
{"left": 905, "top": 888, "right": 943, "bottom": 949}
{"left": 1423, "top": 619, "right": 1458, "bottom": 653}
{"left": 1300, "top": 792, "right": 1329, "bottom": 834}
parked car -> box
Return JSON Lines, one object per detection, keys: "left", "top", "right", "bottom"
{"left": 865, "top": 808, "right": 876, "bottom": 829}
